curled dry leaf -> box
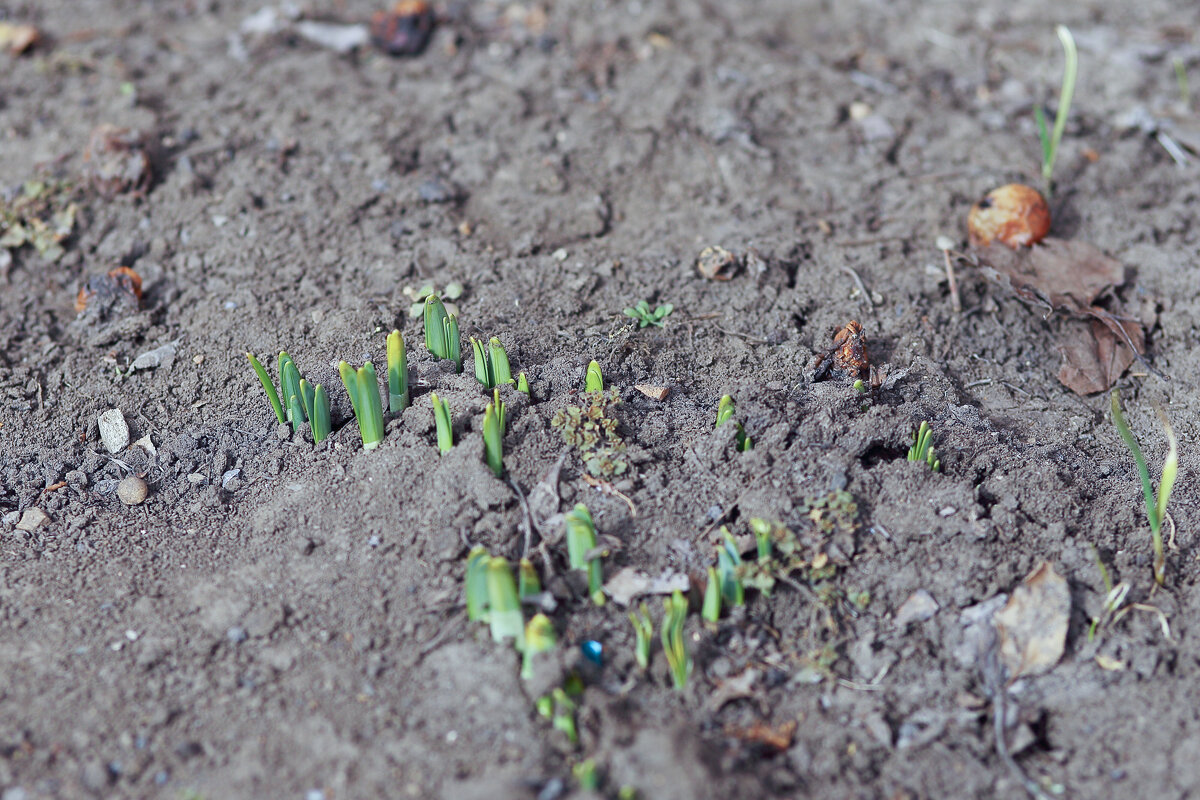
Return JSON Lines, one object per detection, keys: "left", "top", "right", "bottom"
{"left": 724, "top": 719, "right": 798, "bottom": 754}
{"left": 634, "top": 384, "right": 669, "bottom": 401}
{"left": 993, "top": 561, "right": 1069, "bottom": 680}
{"left": 696, "top": 245, "right": 740, "bottom": 281}
{"left": 76, "top": 267, "right": 143, "bottom": 315}
{"left": 810, "top": 320, "right": 869, "bottom": 382}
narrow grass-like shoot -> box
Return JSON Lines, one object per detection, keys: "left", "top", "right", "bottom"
{"left": 246, "top": 352, "right": 285, "bottom": 424}
{"left": 628, "top": 602, "right": 652, "bottom": 671}
{"left": 1111, "top": 389, "right": 1177, "bottom": 585}
{"left": 907, "top": 421, "right": 940, "bottom": 471}
{"left": 521, "top": 613, "right": 556, "bottom": 680}
{"left": 472, "top": 336, "right": 514, "bottom": 389}
{"left": 662, "top": 590, "right": 691, "bottom": 690}
{"left": 486, "top": 557, "right": 525, "bottom": 649}
{"left": 550, "top": 687, "right": 578, "bottom": 744}
{"left": 483, "top": 395, "right": 505, "bottom": 477}
{"left": 572, "top": 760, "right": 599, "bottom": 791}
{"left": 339, "top": 361, "right": 385, "bottom": 450}
{"left": 386, "top": 329, "right": 409, "bottom": 413}
{"left": 431, "top": 392, "right": 453, "bottom": 453}
{"left": 518, "top": 557, "right": 541, "bottom": 599}
{"left": 717, "top": 529, "right": 745, "bottom": 607}
{"left": 715, "top": 395, "right": 752, "bottom": 451}
{"left": 702, "top": 565, "right": 721, "bottom": 624}
{"left": 517, "top": 372, "right": 530, "bottom": 395}
{"left": 466, "top": 546, "right": 491, "bottom": 622}
{"left": 585, "top": 360, "right": 604, "bottom": 393}
{"left": 299, "top": 379, "right": 331, "bottom": 443}
{"left": 565, "top": 503, "right": 604, "bottom": 604}
{"left": 423, "top": 294, "right": 462, "bottom": 372}
{"left": 280, "top": 353, "right": 306, "bottom": 431}
{"left": 1035, "top": 24, "right": 1078, "bottom": 191}
{"left": 751, "top": 517, "right": 772, "bottom": 561}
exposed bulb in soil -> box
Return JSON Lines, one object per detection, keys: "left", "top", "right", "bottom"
{"left": 967, "top": 184, "right": 1050, "bottom": 249}
{"left": 117, "top": 476, "right": 149, "bottom": 505}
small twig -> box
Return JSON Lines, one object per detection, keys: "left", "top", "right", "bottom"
{"left": 942, "top": 247, "right": 962, "bottom": 313}
{"left": 581, "top": 473, "right": 637, "bottom": 517}
{"left": 840, "top": 266, "right": 875, "bottom": 309}
{"left": 1166, "top": 512, "right": 1177, "bottom": 551}
{"left": 42, "top": 481, "right": 67, "bottom": 494}
{"left": 507, "top": 476, "right": 535, "bottom": 559}
{"left": 715, "top": 326, "right": 769, "bottom": 344}
{"left": 965, "top": 378, "right": 993, "bottom": 389}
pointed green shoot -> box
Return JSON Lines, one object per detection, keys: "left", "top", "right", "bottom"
{"left": 358, "top": 362, "right": 384, "bottom": 450}
{"left": 702, "top": 566, "right": 721, "bottom": 624}
{"left": 1111, "top": 389, "right": 1172, "bottom": 585}
{"left": 716, "top": 395, "right": 735, "bottom": 428}
{"left": 471, "top": 337, "right": 489, "bottom": 386}
{"left": 1040, "top": 24, "right": 1078, "bottom": 189}
{"left": 300, "top": 379, "right": 331, "bottom": 444}
{"left": 750, "top": 517, "right": 773, "bottom": 561}
{"left": 483, "top": 400, "right": 504, "bottom": 478}
{"left": 551, "top": 688, "right": 578, "bottom": 744}
{"left": 431, "top": 392, "right": 453, "bottom": 453}
{"left": 490, "top": 338, "right": 512, "bottom": 385}
{"left": 629, "top": 602, "right": 652, "bottom": 671}
{"left": 518, "top": 557, "right": 541, "bottom": 599}
{"left": 907, "top": 421, "right": 940, "bottom": 471}
{"left": 486, "top": 557, "right": 524, "bottom": 649}
{"left": 280, "top": 354, "right": 306, "bottom": 430}
{"left": 424, "top": 294, "right": 449, "bottom": 359}
{"left": 585, "top": 360, "right": 603, "bottom": 393}
{"left": 573, "top": 760, "right": 599, "bottom": 791}
{"left": 466, "top": 545, "right": 491, "bottom": 622}
{"left": 445, "top": 314, "right": 462, "bottom": 373}
{"left": 564, "top": 503, "right": 604, "bottom": 603}
{"left": 387, "top": 329, "right": 409, "bottom": 413}
{"left": 517, "top": 372, "right": 530, "bottom": 395}
{"left": 246, "top": 352, "right": 286, "bottom": 424}
{"left": 717, "top": 529, "right": 744, "bottom": 607}
{"left": 662, "top": 590, "right": 691, "bottom": 690}
{"left": 1155, "top": 406, "right": 1178, "bottom": 537}
{"left": 521, "top": 613, "right": 556, "bottom": 680}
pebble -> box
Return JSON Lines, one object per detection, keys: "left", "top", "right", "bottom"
{"left": 98, "top": 409, "right": 130, "bottom": 453}
{"left": 894, "top": 590, "right": 939, "bottom": 627}
{"left": 117, "top": 476, "right": 149, "bottom": 505}
{"left": 16, "top": 508, "right": 50, "bottom": 531}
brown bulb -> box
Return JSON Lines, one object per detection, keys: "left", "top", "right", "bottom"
{"left": 967, "top": 184, "right": 1051, "bottom": 249}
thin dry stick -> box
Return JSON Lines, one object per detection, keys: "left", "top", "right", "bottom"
{"left": 943, "top": 247, "right": 962, "bottom": 313}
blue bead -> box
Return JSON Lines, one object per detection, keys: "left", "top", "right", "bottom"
{"left": 581, "top": 640, "right": 603, "bottom": 665}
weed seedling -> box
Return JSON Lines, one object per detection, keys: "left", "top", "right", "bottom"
{"left": 623, "top": 299, "right": 674, "bottom": 328}
{"left": 483, "top": 388, "right": 506, "bottom": 477}
{"left": 431, "top": 392, "right": 454, "bottom": 453}
{"left": 472, "top": 336, "right": 514, "bottom": 389}
{"left": 715, "top": 395, "right": 752, "bottom": 451}
{"left": 628, "top": 602, "right": 652, "bottom": 670}
{"left": 586, "top": 360, "right": 604, "bottom": 393}
{"left": 1034, "top": 24, "right": 1078, "bottom": 192}
{"left": 521, "top": 613, "right": 556, "bottom": 680}
{"left": 424, "top": 294, "right": 462, "bottom": 372}
{"left": 386, "top": 329, "right": 410, "bottom": 413}
{"left": 486, "top": 556, "right": 525, "bottom": 649}
{"left": 551, "top": 388, "right": 628, "bottom": 478}
{"left": 339, "top": 360, "right": 385, "bottom": 450}
{"left": 662, "top": 590, "right": 691, "bottom": 690}
{"left": 1111, "top": 389, "right": 1178, "bottom": 585}
{"left": 565, "top": 503, "right": 605, "bottom": 604}
{"left": 907, "top": 421, "right": 940, "bottom": 471}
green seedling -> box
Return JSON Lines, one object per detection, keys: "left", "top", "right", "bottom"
{"left": 715, "top": 395, "right": 752, "bottom": 451}
{"left": 549, "top": 687, "right": 578, "bottom": 744}
{"left": 299, "top": 379, "right": 331, "bottom": 444}
{"left": 1111, "top": 389, "right": 1178, "bottom": 586}
{"left": 279, "top": 352, "right": 305, "bottom": 430}
{"left": 424, "top": 294, "right": 462, "bottom": 372}
{"left": 551, "top": 388, "right": 627, "bottom": 478}
{"left": 518, "top": 557, "right": 541, "bottom": 599}
{"left": 246, "top": 352, "right": 286, "bottom": 425}
{"left": 716, "top": 528, "right": 745, "bottom": 607}
{"left": 752, "top": 518, "right": 772, "bottom": 561}
{"left": 521, "top": 613, "right": 556, "bottom": 680}
{"left": 661, "top": 590, "right": 691, "bottom": 690}
{"left": 572, "top": 760, "right": 599, "bottom": 791}
{"left": 431, "top": 392, "right": 454, "bottom": 453}
{"left": 585, "top": 360, "right": 604, "bottom": 393}
{"left": 1175, "top": 57, "right": 1190, "bottom": 110}
{"left": 1088, "top": 547, "right": 1130, "bottom": 642}
{"left": 339, "top": 360, "right": 385, "bottom": 450}
{"left": 517, "top": 372, "right": 530, "bottom": 395}
{"left": 628, "top": 602, "right": 652, "bottom": 671}
{"left": 623, "top": 299, "right": 674, "bottom": 328}
{"left": 465, "top": 546, "right": 491, "bottom": 622}
{"left": 702, "top": 565, "right": 722, "bottom": 624}
{"left": 386, "top": 330, "right": 410, "bottom": 413}
{"left": 472, "top": 336, "right": 514, "bottom": 389}
{"left": 1034, "top": 24, "right": 1078, "bottom": 192}
{"left": 907, "top": 421, "right": 940, "bottom": 471}
{"left": 853, "top": 378, "right": 867, "bottom": 393}
{"left": 486, "top": 557, "right": 525, "bottom": 649}
{"left": 565, "top": 503, "right": 605, "bottom": 604}
{"left": 483, "top": 389, "right": 506, "bottom": 477}
{"left": 404, "top": 281, "right": 462, "bottom": 318}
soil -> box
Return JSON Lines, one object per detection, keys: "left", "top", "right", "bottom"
{"left": 2, "top": 1, "right": 1199, "bottom": 798}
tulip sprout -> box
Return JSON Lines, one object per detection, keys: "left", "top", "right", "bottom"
{"left": 907, "top": 421, "right": 940, "bottom": 471}
{"left": 585, "top": 360, "right": 604, "bottom": 393}
{"left": 339, "top": 361, "right": 385, "bottom": 450}
{"left": 628, "top": 603, "right": 652, "bottom": 671}
{"left": 702, "top": 565, "right": 722, "bottom": 624}
{"left": 247, "top": 352, "right": 331, "bottom": 443}
{"left": 386, "top": 329, "right": 410, "bottom": 413}
{"left": 472, "top": 336, "right": 514, "bottom": 389}
{"left": 716, "top": 529, "right": 745, "bottom": 608}
{"left": 299, "top": 379, "right": 331, "bottom": 444}
{"left": 518, "top": 557, "right": 541, "bottom": 599}
{"left": 521, "top": 613, "right": 556, "bottom": 680}
{"left": 662, "top": 590, "right": 691, "bottom": 690}
{"left": 424, "top": 294, "right": 462, "bottom": 372}
{"left": 1111, "top": 389, "right": 1178, "bottom": 586}
{"left": 565, "top": 503, "right": 605, "bottom": 604}
{"left": 431, "top": 392, "right": 454, "bottom": 453}
{"left": 1035, "top": 25, "right": 1078, "bottom": 192}
{"left": 279, "top": 353, "right": 306, "bottom": 430}
{"left": 716, "top": 395, "right": 752, "bottom": 451}
{"left": 517, "top": 372, "right": 531, "bottom": 395}
{"left": 465, "top": 545, "right": 491, "bottom": 622}
{"left": 483, "top": 388, "right": 506, "bottom": 477}
{"left": 486, "top": 556, "right": 525, "bottom": 649}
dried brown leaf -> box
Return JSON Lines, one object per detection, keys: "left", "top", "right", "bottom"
{"left": 993, "top": 562, "right": 1069, "bottom": 680}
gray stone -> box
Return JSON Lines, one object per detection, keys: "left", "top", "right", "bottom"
{"left": 98, "top": 409, "right": 130, "bottom": 453}
{"left": 16, "top": 508, "right": 50, "bottom": 532}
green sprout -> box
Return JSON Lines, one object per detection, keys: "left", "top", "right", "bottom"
{"left": 702, "top": 565, "right": 721, "bottom": 624}
{"left": 338, "top": 360, "right": 385, "bottom": 450}
{"left": 1175, "top": 57, "right": 1190, "bottom": 110}
{"left": 465, "top": 546, "right": 491, "bottom": 622}
{"left": 246, "top": 352, "right": 286, "bottom": 425}
{"left": 752, "top": 518, "right": 773, "bottom": 561}
{"left": 386, "top": 330, "right": 410, "bottom": 413}
{"left": 661, "top": 590, "right": 691, "bottom": 690}
{"left": 628, "top": 602, "right": 652, "bottom": 671}
{"left": 1111, "top": 389, "right": 1178, "bottom": 586}
{"left": 424, "top": 294, "right": 462, "bottom": 372}
{"left": 486, "top": 556, "right": 525, "bottom": 649}
{"left": 521, "top": 613, "right": 556, "bottom": 680}
{"left": 623, "top": 299, "right": 674, "bottom": 328}
{"left": 518, "top": 557, "right": 541, "bottom": 599}
{"left": 716, "top": 528, "right": 745, "bottom": 607}
{"left": 1034, "top": 24, "right": 1078, "bottom": 192}
{"left": 483, "top": 389, "right": 506, "bottom": 477}
{"left": 585, "top": 360, "right": 604, "bottom": 393}
{"left": 565, "top": 503, "right": 605, "bottom": 605}
{"left": 472, "top": 336, "right": 514, "bottom": 389}
{"left": 572, "top": 760, "right": 599, "bottom": 791}
{"left": 517, "top": 372, "right": 531, "bottom": 395}
{"left": 853, "top": 378, "right": 867, "bottom": 393}
{"left": 279, "top": 352, "right": 305, "bottom": 431}
{"left": 298, "top": 379, "right": 331, "bottom": 444}
{"left": 548, "top": 687, "right": 578, "bottom": 744}
{"left": 1087, "top": 547, "right": 1130, "bottom": 642}
{"left": 907, "top": 421, "right": 940, "bottom": 471}
{"left": 715, "top": 395, "right": 752, "bottom": 451}
{"left": 431, "top": 392, "right": 454, "bottom": 453}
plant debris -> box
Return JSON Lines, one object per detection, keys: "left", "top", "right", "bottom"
{"left": 0, "top": 180, "right": 78, "bottom": 262}
{"left": 82, "top": 125, "right": 153, "bottom": 198}
{"left": 993, "top": 561, "right": 1069, "bottom": 680}
{"left": 0, "top": 22, "right": 40, "bottom": 55}
{"left": 370, "top": 0, "right": 436, "bottom": 57}
{"left": 75, "top": 267, "right": 143, "bottom": 317}
{"left": 809, "top": 320, "right": 870, "bottom": 382}
{"left": 724, "top": 719, "right": 797, "bottom": 754}
{"left": 695, "top": 245, "right": 740, "bottom": 281}
{"left": 971, "top": 238, "right": 1155, "bottom": 394}
{"left": 967, "top": 184, "right": 1050, "bottom": 249}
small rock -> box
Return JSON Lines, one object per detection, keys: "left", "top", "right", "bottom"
{"left": 16, "top": 508, "right": 50, "bottom": 531}
{"left": 894, "top": 590, "right": 939, "bottom": 627}
{"left": 98, "top": 409, "right": 130, "bottom": 453}
{"left": 130, "top": 340, "right": 179, "bottom": 371}
{"left": 187, "top": 473, "right": 207, "bottom": 484}
{"left": 132, "top": 436, "right": 156, "bottom": 456}
{"left": 3, "top": 510, "right": 22, "bottom": 527}
{"left": 226, "top": 627, "right": 247, "bottom": 644}
{"left": 117, "top": 476, "right": 149, "bottom": 505}
{"left": 65, "top": 469, "right": 89, "bottom": 488}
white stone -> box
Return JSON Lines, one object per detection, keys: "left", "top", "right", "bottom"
{"left": 98, "top": 409, "right": 130, "bottom": 453}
